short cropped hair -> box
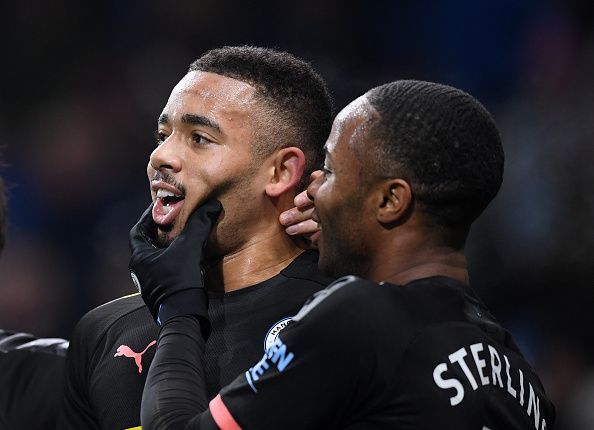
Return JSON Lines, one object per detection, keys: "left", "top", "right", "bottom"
{"left": 189, "top": 46, "right": 333, "bottom": 191}
{"left": 364, "top": 80, "right": 504, "bottom": 227}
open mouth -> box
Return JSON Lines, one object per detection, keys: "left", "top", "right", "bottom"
{"left": 152, "top": 187, "right": 185, "bottom": 227}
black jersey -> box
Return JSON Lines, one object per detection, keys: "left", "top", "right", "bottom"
{"left": 0, "top": 330, "right": 68, "bottom": 430}
{"left": 59, "top": 250, "right": 332, "bottom": 429}
{"left": 142, "top": 276, "right": 555, "bottom": 430}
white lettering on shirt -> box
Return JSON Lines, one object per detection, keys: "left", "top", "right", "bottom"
{"left": 432, "top": 342, "right": 548, "bottom": 429}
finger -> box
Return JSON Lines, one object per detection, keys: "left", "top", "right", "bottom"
{"left": 285, "top": 219, "right": 320, "bottom": 236}
{"left": 292, "top": 170, "right": 322, "bottom": 208}
{"left": 293, "top": 189, "right": 315, "bottom": 208}
{"left": 305, "top": 170, "right": 324, "bottom": 202}
{"left": 200, "top": 199, "right": 223, "bottom": 224}
{"left": 310, "top": 169, "right": 323, "bottom": 181}
{"left": 129, "top": 203, "right": 156, "bottom": 248}
{"left": 279, "top": 206, "right": 315, "bottom": 226}
{"left": 308, "top": 170, "right": 323, "bottom": 190}
{"left": 177, "top": 199, "right": 222, "bottom": 244}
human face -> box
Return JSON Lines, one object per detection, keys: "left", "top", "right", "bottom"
{"left": 308, "top": 96, "right": 377, "bottom": 277}
{"left": 148, "top": 71, "right": 260, "bottom": 250}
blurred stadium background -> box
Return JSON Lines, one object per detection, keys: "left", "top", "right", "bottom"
{"left": 0, "top": 0, "right": 592, "bottom": 428}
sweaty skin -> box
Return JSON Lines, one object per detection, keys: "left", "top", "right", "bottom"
{"left": 149, "top": 71, "right": 258, "bottom": 247}
{"left": 308, "top": 95, "right": 469, "bottom": 284}
{"left": 149, "top": 71, "right": 305, "bottom": 292}
{"left": 279, "top": 97, "right": 376, "bottom": 243}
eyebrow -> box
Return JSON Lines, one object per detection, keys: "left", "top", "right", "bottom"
{"left": 182, "top": 114, "right": 221, "bottom": 132}
{"left": 157, "top": 113, "right": 221, "bottom": 133}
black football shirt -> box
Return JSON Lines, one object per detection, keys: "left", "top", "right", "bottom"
{"left": 59, "top": 250, "right": 332, "bottom": 429}
{"left": 0, "top": 330, "right": 68, "bottom": 430}
{"left": 142, "top": 275, "right": 555, "bottom": 429}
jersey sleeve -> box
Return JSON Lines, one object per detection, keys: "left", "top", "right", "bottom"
{"left": 140, "top": 315, "right": 219, "bottom": 430}
{"left": 0, "top": 332, "right": 68, "bottom": 430}
{"left": 141, "top": 276, "right": 377, "bottom": 430}
{"left": 58, "top": 317, "right": 101, "bottom": 429}
{"left": 214, "top": 277, "right": 380, "bottom": 429}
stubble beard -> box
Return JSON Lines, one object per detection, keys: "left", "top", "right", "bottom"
{"left": 155, "top": 222, "right": 178, "bottom": 247}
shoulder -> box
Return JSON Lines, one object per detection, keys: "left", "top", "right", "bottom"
{"left": 76, "top": 293, "right": 146, "bottom": 329}
{"left": 293, "top": 275, "right": 402, "bottom": 324}
{"left": 292, "top": 275, "right": 377, "bottom": 321}
{"left": 287, "top": 276, "right": 404, "bottom": 352}
{"left": 0, "top": 346, "right": 65, "bottom": 430}
{"left": 0, "top": 330, "right": 69, "bottom": 357}
{"left": 70, "top": 293, "right": 152, "bottom": 347}
{"left": 288, "top": 276, "right": 440, "bottom": 356}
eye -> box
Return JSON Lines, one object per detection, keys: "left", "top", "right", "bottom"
{"left": 322, "top": 166, "right": 333, "bottom": 176}
{"left": 192, "top": 132, "right": 213, "bottom": 146}
{"left": 154, "top": 130, "right": 168, "bottom": 146}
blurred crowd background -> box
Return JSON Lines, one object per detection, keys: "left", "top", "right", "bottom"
{"left": 0, "top": 0, "right": 592, "bottom": 428}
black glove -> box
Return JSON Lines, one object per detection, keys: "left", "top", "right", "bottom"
{"left": 128, "top": 199, "right": 222, "bottom": 326}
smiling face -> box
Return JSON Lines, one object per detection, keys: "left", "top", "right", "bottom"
{"left": 308, "top": 96, "right": 379, "bottom": 277}
{"left": 148, "top": 71, "right": 263, "bottom": 251}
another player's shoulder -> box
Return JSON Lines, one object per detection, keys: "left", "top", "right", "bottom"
{"left": 0, "top": 329, "right": 69, "bottom": 356}
{"left": 72, "top": 293, "right": 151, "bottom": 342}
{"left": 293, "top": 275, "right": 378, "bottom": 321}
{"left": 291, "top": 275, "right": 465, "bottom": 342}
{"left": 284, "top": 276, "right": 411, "bottom": 360}
{"left": 294, "top": 275, "right": 479, "bottom": 323}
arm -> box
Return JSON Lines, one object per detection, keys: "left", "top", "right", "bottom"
{"left": 141, "top": 315, "right": 218, "bottom": 430}
{"left": 210, "top": 289, "right": 364, "bottom": 430}
{"left": 142, "top": 287, "right": 363, "bottom": 430}
{"left": 128, "top": 201, "right": 221, "bottom": 429}
{"left": 130, "top": 203, "right": 367, "bottom": 429}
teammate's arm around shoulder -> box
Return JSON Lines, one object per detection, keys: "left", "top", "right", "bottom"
{"left": 130, "top": 199, "right": 375, "bottom": 429}
{"left": 141, "top": 277, "right": 375, "bottom": 430}
{"left": 206, "top": 276, "right": 378, "bottom": 430}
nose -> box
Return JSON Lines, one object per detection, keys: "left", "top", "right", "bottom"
{"left": 149, "top": 137, "right": 182, "bottom": 173}
{"left": 306, "top": 170, "right": 324, "bottom": 201}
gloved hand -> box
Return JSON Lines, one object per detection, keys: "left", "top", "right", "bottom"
{"left": 128, "top": 200, "right": 222, "bottom": 326}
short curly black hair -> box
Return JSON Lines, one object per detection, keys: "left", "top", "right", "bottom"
{"left": 189, "top": 46, "right": 333, "bottom": 191}
{"left": 363, "top": 80, "right": 504, "bottom": 227}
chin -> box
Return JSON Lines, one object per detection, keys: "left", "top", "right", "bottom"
{"left": 156, "top": 232, "right": 173, "bottom": 247}
{"left": 156, "top": 225, "right": 180, "bottom": 247}
{"left": 318, "top": 254, "right": 345, "bottom": 278}
{"left": 319, "top": 246, "right": 368, "bottom": 279}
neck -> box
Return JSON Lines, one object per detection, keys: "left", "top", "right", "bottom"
{"left": 205, "top": 228, "right": 304, "bottom": 293}
{"left": 367, "top": 228, "right": 469, "bottom": 286}
{"left": 379, "top": 256, "right": 469, "bottom": 286}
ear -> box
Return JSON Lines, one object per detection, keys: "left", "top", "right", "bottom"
{"left": 374, "top": 179, "right": 413, "bottom": 224}
{"left": 264, "top": 147, "right": 306, "bottom": 198}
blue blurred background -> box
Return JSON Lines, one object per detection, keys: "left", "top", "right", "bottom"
{"left": 0, "top": 0, "right": 592, "bottom": 427}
